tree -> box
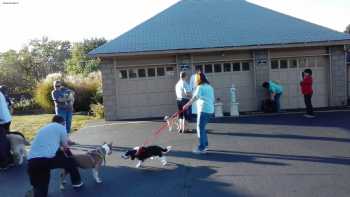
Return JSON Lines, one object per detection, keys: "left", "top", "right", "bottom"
{"left": 65, "top": 38, "right": 106, "bottom": 75}
{"left": 345, "top": 24, "right": 350, "bottom": 34}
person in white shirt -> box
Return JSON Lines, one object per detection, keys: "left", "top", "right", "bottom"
{"left": 175, "top": 71, "right": 191, "bottom": 133}
{"left": 0, "top": 91, "right": 13, "bottom": 169}
{"left": 184, "top": 72, "right": 214, "bottom": 154}
{"left": 27, "top": 115, "right": 83, "bottom": 197}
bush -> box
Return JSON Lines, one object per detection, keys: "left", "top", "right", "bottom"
{"left": 90, "top": 103, "right": 104, "bottom": 118}
{"left": 34, "top": 72, "right": 102, "bottom": 113}
{"left": 12, "top": 98, "right": 40, "bottom": 113}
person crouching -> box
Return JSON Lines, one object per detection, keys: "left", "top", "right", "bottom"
{"left": 26, "top": 115, "right": 83, "bottom": 197}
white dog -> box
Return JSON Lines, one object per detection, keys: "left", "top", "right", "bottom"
{"left": 6, "top": 133, "right": 30, "bottom": 165}
{"left": 164, "top": 115, "right": 179, "bottom": 132}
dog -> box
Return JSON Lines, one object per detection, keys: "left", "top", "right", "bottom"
{"left": 121, "top": 145, "right": 171, "bottom": 168}
{"left": 6, "top": 132, "right": 30, "bottom": 165}
{"left": 164, "top": 115, "right": 179, "bottom": 132}
{"left": 60, "top": 142, "right": 113, "bottom": 189}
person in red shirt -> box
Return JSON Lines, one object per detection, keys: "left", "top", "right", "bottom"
{"left": 300, "top": 69, "right": 315, "bottom": 118}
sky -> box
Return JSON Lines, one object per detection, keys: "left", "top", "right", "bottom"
{"left": 0, "top": 0, "right": 349, "bottom": 52}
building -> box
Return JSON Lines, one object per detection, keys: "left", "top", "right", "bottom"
{"left": 90, "top": 0, "right": 350, "bottom": 120}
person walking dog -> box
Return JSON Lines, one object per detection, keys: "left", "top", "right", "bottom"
{"left": 26, "top": 115, "right": 83, "bottom": 197}
{"left": 300, "top": 69, "right": 315, "bottom": 118}
{"left": 183, "top": 72, "right": 214, "bottom": 154}
{"left": 51, "top": 80, "right": 75, "bottom": 133}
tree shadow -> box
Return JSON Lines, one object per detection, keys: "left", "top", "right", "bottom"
{"left": 205, "top": 131, "right": 350, "bottom": 143}
{"left": 0, "top": 162, "right": 251, "bottom": 197}
{"left": 167, "top": 149, "right": 350, "bottom": 166}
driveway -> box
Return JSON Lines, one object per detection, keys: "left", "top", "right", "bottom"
{"left": 1, "top": 111, "right": 350, "bottom": 197}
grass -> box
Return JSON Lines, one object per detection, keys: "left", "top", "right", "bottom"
{"left": 11, "top": 114, "right": 96, "bottom": 141}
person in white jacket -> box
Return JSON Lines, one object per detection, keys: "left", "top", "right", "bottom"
{"left": 0, "top": 90, "right": 13, "bottom": 169}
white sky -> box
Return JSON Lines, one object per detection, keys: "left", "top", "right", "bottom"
{"left": 0, "top": 0, "right": 349, "bottom": 52}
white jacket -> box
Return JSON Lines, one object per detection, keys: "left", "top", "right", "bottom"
{"left": 0, "top": 91, "right": 12, "bottom": 124}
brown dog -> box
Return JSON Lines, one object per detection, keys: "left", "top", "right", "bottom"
{"left": 60, "top": 142, "right": 113, "bottom": 190}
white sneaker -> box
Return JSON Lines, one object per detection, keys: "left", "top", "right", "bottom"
{"left": 192, "top": 148, "right": 207, "bottom": 154}
{"left": 72, "top": 182, "right": 84, "bottom": 188}
{"left": 203, "top": 147, "right": 209, "bottom": 151}
{"left": 304, "top": 114, "right": 315, "bottom": 118}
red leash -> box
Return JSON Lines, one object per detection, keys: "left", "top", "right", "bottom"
{"left": 141, "top": 108, "right": 187, "bottom": 147}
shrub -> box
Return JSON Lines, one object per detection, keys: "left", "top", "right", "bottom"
{"left": 12, "top": 98, "right": 40, "bottom": 113}
{"left": 34, "top": 72, "right": 102, "bottom": 113}
{"left": 90, "top": 103, "right": 104, "bottom": 118}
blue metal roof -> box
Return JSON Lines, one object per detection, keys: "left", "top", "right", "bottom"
{"left": 90, "top": 0, "right": 350, "bottom": 55}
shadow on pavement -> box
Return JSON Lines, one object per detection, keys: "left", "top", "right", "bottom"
{"left": 210, "top": 111, "right": 350, "bottom": 131}
{"left": 206, "top": 131, "right": 350, "bottom": 143}
{"left": 167, "top": 149, "right": 350, "bottom": 166}
{"left": 0, "top": 162, "right": 250, "bottom": 197}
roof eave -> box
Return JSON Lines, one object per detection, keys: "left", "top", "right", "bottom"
{"left": 90, "top": 39, "right": 350, "bottom": 58}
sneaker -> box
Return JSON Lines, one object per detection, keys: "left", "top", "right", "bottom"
{"left": 304, "top": 114, "right": 315, "bottom": 118}
{"left": 72, "top": 182, "right": 84, "bottom": 188}
{"left": 192, "top": 148, "right": 207, "bottom": 154}
{"left": 203, "top": 147, "right": 209, "bottom": 151}
{"left": 0, "top": 165, "right": 9, "bottom": 171}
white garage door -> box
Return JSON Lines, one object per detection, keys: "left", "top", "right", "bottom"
{"left": 269, "top": 56, "right": 329, "bottom": 109}
{"left": 194, "top": 60, "right": 256, "bottom": 112}
{"left": 116, "top": 65, "right": 177, "bottom": 119}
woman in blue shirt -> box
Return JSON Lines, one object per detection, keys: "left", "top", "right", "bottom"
{"left": 184, "top": 72, "right": 214, "bottom": 154}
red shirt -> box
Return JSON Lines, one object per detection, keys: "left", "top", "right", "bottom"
{"left": 300, "top": 75, "right": 313, "bottom": 95}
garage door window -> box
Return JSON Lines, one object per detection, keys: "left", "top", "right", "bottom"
{"left": 148, "top": 68, "right": 156, "bottom": 77}
{"left": 289, "top": 59, "right": 298, "bottom": 68}
{"left": 128, "top": 69, "right": 137, "bottom": 78}
{"left": 157, "top": 67, "right": 165, "bottom": 76}
{"left": 195, "top": 64, "right": 203, "bottom": 72}
{"left": 119, "top": 70, "right": 128, "bottom": 79}
{"left": 232, "top": 62, "right": 241, "bottom": 71}
{"left": 271, "top": 60, "right": 279, "bottom": 69}
{"left": 242, "top": 62, "right": 251, "bottom": 71}
{"left": 223, "top": 63, "right": 231, "bottom": 72}
{"left": 205, "top": 64, "right": 213, "bottom": 73}
{"left": 214, "top": 64, "right": 222, "bottom": 72}
{"left": 138, "top": 69, "right": 146, "bottom": 78}
{"left": 280, "top": 60, "right": 288, "bottom": 69}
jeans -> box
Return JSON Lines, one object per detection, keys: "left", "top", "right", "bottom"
{"left": 274, "top": 93, "right": 282, "bottom": 112}
{"left": 27, "top": 150, "right": 81, "bottom": 197}
{"left": 304, "top": 94, "right": 314, "bottom": 115}
{"left": 196, "top": 112, "right": 212, "bottom": 151}
{"left": 56, "top": 109, "right": 72, "bottom": 133}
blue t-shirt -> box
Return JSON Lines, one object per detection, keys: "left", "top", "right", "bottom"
{"left": 51, "top": 87, "right": 74, "bottom": 112}
{"left": 28, "top": 123, "right": 68, "bottom": 159}
{"left": 269, "top": 80, "right": 283, "bottom": 94}
{"left": 192, "top": 84, "right": 215, "bottom": 114}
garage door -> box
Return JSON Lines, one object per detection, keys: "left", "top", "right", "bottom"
{"left": 116, "top": 65, "right": 177, "bottom": 119}
{"left": 194, "top": 60, "right": 256, "bottom": 112}
{"left": 269, "top": 56, "right": 329, "bottom": 109}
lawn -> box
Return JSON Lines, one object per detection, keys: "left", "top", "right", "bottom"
{"left": 11, "top": 114, "right": 96, "bottom": 141}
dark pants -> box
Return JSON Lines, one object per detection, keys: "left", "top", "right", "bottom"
{"left": 304, "top": 94, "right": 314, "bottom": 115}
{"left": 177, "top": 98, "right": 191, "bottom": 121}
{"left": 0, "top": 124, "right": 12, "bottom": 168}
{"left": 27, "top": 150, "right": 81, "bottom": 197}
{"left": 274, "top": 93, "right": 282, "bottom": 112}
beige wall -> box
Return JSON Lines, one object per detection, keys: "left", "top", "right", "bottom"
{"left": 100, "top": 46, "right": 348, "bottom": 119}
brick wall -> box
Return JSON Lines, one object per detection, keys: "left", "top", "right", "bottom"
{"left": 100, "top": 63, "right": 117, "bottom": 120}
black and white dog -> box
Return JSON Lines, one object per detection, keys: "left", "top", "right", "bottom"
{"left": 121, "top": 145, "right": 171, "bottom": 168}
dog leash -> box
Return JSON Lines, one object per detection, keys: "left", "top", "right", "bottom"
{"left": 141, "top": 107, "right": 188, "bottom": 147}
